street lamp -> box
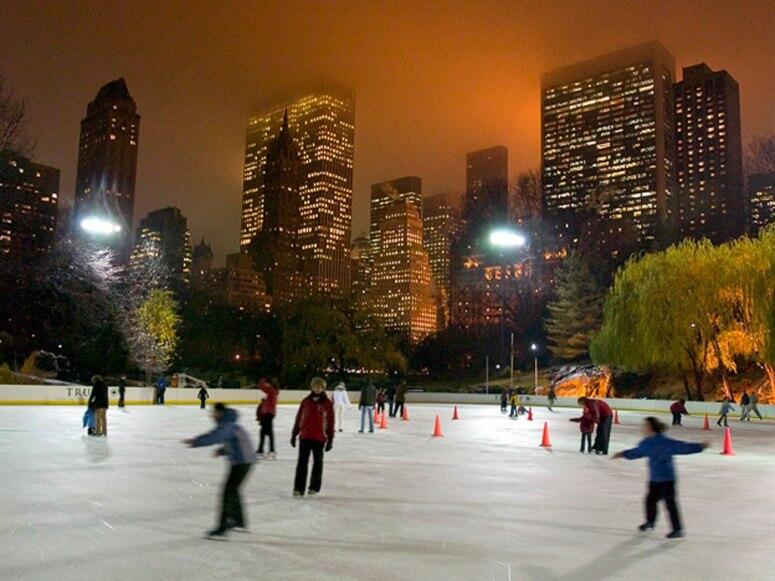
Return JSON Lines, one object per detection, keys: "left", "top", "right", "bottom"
{"left": 80, "top": 216, "right": 122, "bottom": 236}
{"left": 530, "top": 343, "right": 539, "bottom": 392}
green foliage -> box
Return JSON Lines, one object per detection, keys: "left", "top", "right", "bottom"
{"left": 137, "top": 290, "right": 180, "bottom": 370}
{"left": 545, "top": 256, "right": 605, "bottom": 360}
{"left": 591, "top": 231, "right": 775, "bottom": 400}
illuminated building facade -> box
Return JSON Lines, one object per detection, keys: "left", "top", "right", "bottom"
{"left": 252, "top": 112, "right": 309, "bottom": 303}
{"left": 423, "top": 192, "right": 461, "bottom": 329}
{"left": 240, "top": 88, "right": 354, "bottom": 294}
{"left": 541, "top": 41, "right": 676, "bottom": 249}
{"left": 130, "top": 207, "right": 191, "bottom": 285}
{"left": 748, "top": 173, "right": 775, "bottom": 233}
{"left": 0, "top": 153, "right": 59, "bottom": 258}
{"left": 350, "top": 233, "right": 370, "bottom": 299}
{"left": 674, "top": 64, "right": 744, "bottom": 243}
{"left": 367, "top": 198, "right": 436, "bottom": 343}
{"left": 73, "top": 78, "right": 140, "bottom": 262}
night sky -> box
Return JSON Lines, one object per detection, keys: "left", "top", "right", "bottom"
{"left": 2, "top": 0, "right": 773, "bottom": 262}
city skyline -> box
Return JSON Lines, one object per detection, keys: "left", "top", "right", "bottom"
{"left": 3, "top": 1, "right": 772, "bottom": 263}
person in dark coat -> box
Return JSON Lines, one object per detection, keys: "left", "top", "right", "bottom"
{"left": 613, "top": 417, "right": 708, "bottom": 539}
{"left": 291, "top": 377, "right": 335, "bottom": 496}
{"left": 547, "top": 386, "right": 557, "bottom": 411}
{"left": 386, "top": 384, "right": 397, "bottom": 417}
{"left": 88, "top": 375, "right": 109, "bottom": 436}
{"left": 184, "top": 403, "right": 255, "bottom": 539}
{"left": 256, "top": 378, "right": 278, "bottom": 458}
{"left": 669, "top": 399, "right": 690, "bottom": 425}
{"left": 197, "top": 386, "right": 209, "bottom": 409}
{"left": 578, "top": 397, "right": 614, "bottom": 454}
{"left": 500, "top": 389, "right": 508, "bottom": 413}
{"left": 376, "top": 389, "right": 386, "bottom": 415}
{"left": 358, "top": 381, "right": 377, "bottom": 433}
{"left": 118, "top": 376, "right": 127, "bottom": 408}
{"left": 394, "top": 381, "right": 407, "bottom": 419}
{"left": 155, "top": 376, "right": 168, "bottom": 405}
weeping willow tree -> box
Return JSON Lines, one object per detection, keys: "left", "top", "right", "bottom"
{"left": 592, "top": 229, "right": 775, "bottom": 400}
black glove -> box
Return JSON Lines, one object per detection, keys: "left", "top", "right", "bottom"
{"left": 290, "top": 435, "right": 296, "bottom": 448}
{"left": 325, "top": 440, "right": 333, "bottom": 452}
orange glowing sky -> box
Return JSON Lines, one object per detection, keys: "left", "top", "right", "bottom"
{"left": 2, "top": 0, "right": 773, "bottom": 260}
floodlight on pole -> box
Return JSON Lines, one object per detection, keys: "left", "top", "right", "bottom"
{"left": 489, "top": 228, "right": 527, "bottom": 248}
{"left": 80, "top": 216, "right": 122, "bottom": 236}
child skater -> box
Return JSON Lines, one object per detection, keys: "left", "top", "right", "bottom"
{"left": 717, "top": 398, "right": 734, "bottom": 427}
{"left": 291, "top": 377, "right": 335, "bottom": 497}
{"left": 612, "top": 417, "right": 708, "bottom": 539}
{"left": 197, "top": 386, "right": 209, "bottom": 409}
{"left": 256, "top": 378, "right": 278, "bottom": 458}
{"left": 570, "top": 406, "right": 595, "bottom": 452}
{"left": 509, "top": 392, "right": 520, "bottom": 419}
{"left": 376, "top": 388, "right": 386, "bottom": 415}
{"left": 669, "top": 398, "right": 689, "bottom": 426}
{"left": 183, "top": 403, "right": 255, "bottom": 539}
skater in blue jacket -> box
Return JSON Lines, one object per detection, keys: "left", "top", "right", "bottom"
{"left": 613, "top": 416, "right": 708, "bottom": 539}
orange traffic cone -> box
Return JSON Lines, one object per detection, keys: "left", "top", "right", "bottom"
{"left": 614, "top": 410, "right": 620, "bottom": 425}
{"left": 374, "top": 408, "right": 379, "bottom": 423}
{"left": 432, "top": 414, "right": 443, "bottom": 437}
{"left": 452, "top": 405, "right": 460, "bottom": 420}
{"left": 702, "top": 414, "right": 710, "bottom": 430}
{"left": 402, "top": 405, "right": 409, "bottom": 421}
{"left": 527, "top": 407, "right": 534, "bottom": 421}
{"left": 379, "top": 412, "right": 388, "bottom": 429}
{"left": 721, "top": 426, "right": 735, "bottom": 455}
{"left": 540, "top": 422, "right": 552, "bottom": 448}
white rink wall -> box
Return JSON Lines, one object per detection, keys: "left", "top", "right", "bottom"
{"left": 0, "top": 384, "right": 772, "bottom": 418}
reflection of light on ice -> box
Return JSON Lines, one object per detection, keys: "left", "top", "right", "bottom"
{"left": 0, "top": 404, "right": 772, "bottom": 579}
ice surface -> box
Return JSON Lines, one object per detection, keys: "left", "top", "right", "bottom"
{"left": 0, "top": 403, "right": 773, "bottom": 580}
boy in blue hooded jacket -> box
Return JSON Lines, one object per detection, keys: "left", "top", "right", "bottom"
{"left": 184, "top": 403, "right": 256, "bottom": 539}
{"left": 613, "top": 416, "right": 708, "bottom": 539}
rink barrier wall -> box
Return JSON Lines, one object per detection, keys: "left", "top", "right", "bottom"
{"left": 0, "top": 385, "right": 771, "bottom": 418}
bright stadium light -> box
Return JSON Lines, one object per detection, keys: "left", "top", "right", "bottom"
{"left": 80, "top": 216, "right": 122, "bottom": 236}
{"left": 489, "top": 228, "right": 527, "bottom": 248}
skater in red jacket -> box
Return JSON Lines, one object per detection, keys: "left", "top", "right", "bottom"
{"left": 578, "top": 397, "right": 614, "bottom": 455}
{"left": 570, "top": 407, "right": 596, "bottom": 453}
{"left": 256, "top": 378, "right": 278, "bottom": 458}
{"left": 669, "top": 399, "right": 690, "bottom": 426}
{"left": 291, "top": 377, "right": 335, "bottom": 496}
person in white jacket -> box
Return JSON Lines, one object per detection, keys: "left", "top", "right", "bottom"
{"left": 332, "top": 382, "right": 351, "bottom": 432}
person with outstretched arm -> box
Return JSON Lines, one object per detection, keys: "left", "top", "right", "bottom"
{"left": 183, "top": 403, "right": 256, "bottom": 539}
{"left": 613, "top": 416, "right": 708, "bottom": 539}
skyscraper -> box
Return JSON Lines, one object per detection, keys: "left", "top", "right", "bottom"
{"left": 73, "top": 78, "right": 140, "bottom": 261}
{"left": 251, "top": 112, "right": 309, "bottom": 303}
{"left": 130, "top": 207, "right": 191, "bottom": 285}
{"left": 463, "top": 146, "right": 508, "bottom": 233}
{"left": 674, "top": 63, "right": 744, "bottom": 243}
{"left": 0, "top": 153, "right": 59, "bottom": 258}
{"left": 350, "top": 233, "right": 370, "bottom": 299}
{"left": 368, "top": 176, "right": 422, "bottom": 281}
{"left": 423, "top": 192, "right": 461, "bottom": 329}
{"left": 367, "top": 198, "right": 436, "bottom": 343}
{"left": 541, "top": 41, "right": 676, "bottom": 249}
{"left": 748, "top": 173, "right": 775, "bottom": 233}
{"left": 191, "top": 237, "right": 213, "bottom": 283}
{"left": 240, "top": 88, "right": 354, "bottom": 294}
{"left": 222, "top": 252, "right": 272, "bottom": 313}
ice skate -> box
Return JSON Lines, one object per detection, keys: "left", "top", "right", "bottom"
{"left": 307, "top": 489, "right": 319, "bottom": 496}
{"left": 638, "top": 522, "right": 654, "bottom": 532}
{"left": 293, "top": 490, "right": 303, "bottom": 497}
{"left": 266, "top": 452, "right": 276, "bottom": 460}
{"left": 666, "top": 530, "right": 684, "bottom": 539}
{"left": 205, "top": 528, "right": 227, "bottom": 540}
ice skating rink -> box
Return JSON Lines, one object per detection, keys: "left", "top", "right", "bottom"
{"left": 0, "top": 403, "right": 773, "bottom": 580}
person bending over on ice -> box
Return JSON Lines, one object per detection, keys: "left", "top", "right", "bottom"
{"left": 183, "top": 403, "right": 255, "bottom": 539}
{"left": 291, "top": 377, "right": 335, "bottom": 497}
{"left": 669, "top": 399, "right": 690, "bottom": 426}
{"left": 578, "top": 397, "right": 614, "bottom": 454}
{"left": 613, "top": 417, "right": 708, "bottom": 539}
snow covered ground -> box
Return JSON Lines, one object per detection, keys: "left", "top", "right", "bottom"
{"left": 0, "top": 403, "right": 773, "bottom": 580}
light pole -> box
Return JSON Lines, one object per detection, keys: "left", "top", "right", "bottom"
{"left": 531, "top": 343, "right": 539, "bottom": 392}
{"left": 510, "top": 332, "right": 515, "bottom": 391}
{"left": 485, "top": 356, "right": 489, "bottom": 394}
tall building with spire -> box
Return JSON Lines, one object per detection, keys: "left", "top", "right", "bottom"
{"left": 240, "top": 88, "right": 354, "bottom": 294}
{"left": 251, "top": 111, "right": 309, "bottom": 303}
{"left": 73, "top": 78, "right": 140, "bottom": 262}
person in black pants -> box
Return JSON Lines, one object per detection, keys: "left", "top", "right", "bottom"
{"left": 291, "top": 378, "right": 335, "bottom": 496}
{"left": 613, "top": 417, "right": 708, "bottom": 539}
{"left": 184, "top": 403, "right": 256, "bottom": 538}
{"left": 393, "top": 381, "right": 407, "bottom": 419}
{"left": 197, "top": 386, "right": 209, "bottom": 409}
{"left": 118, "top": 376, "right": 126, "bottom": 408}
